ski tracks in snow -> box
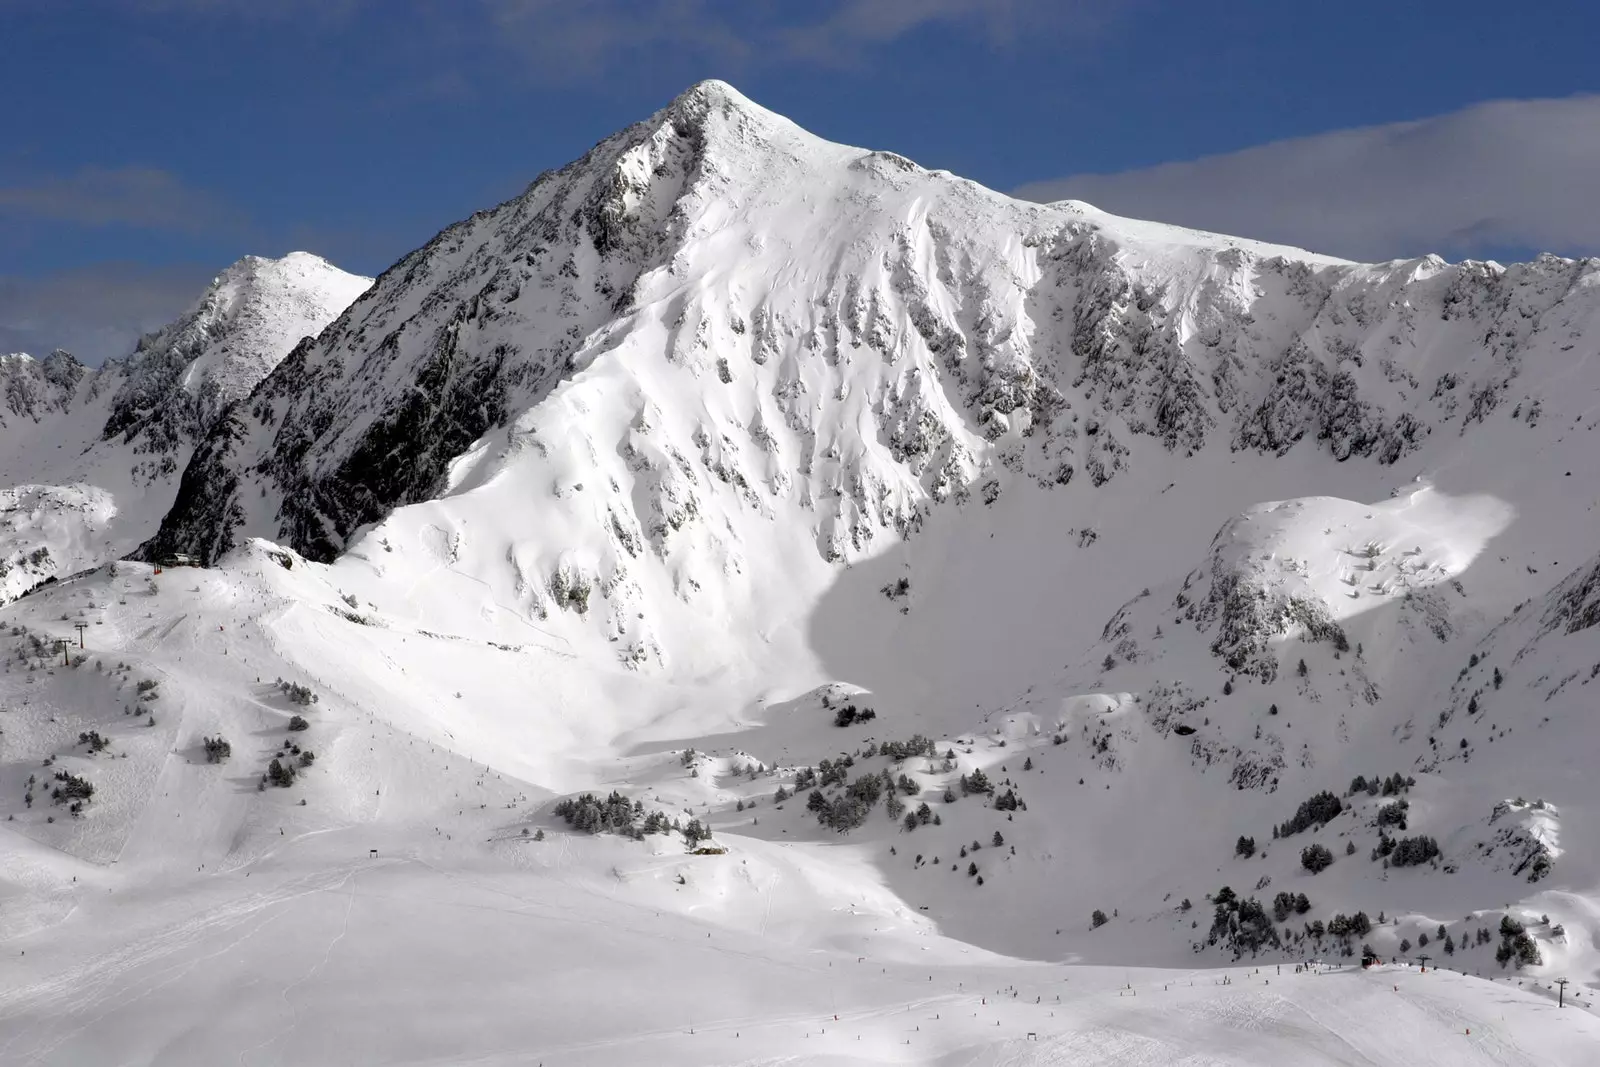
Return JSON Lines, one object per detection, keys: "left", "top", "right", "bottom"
{"left": 234, "top": 865, "right": 363, "bottom": 1067}
{"left": 0, "top": 861, "right": 377, "bottom": 1065}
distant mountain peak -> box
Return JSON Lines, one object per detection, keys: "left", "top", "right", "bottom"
{"left": 0, "top": 251, "right": 369, "bottom": 603}
{"left": 103, "top": 250, "right": 371, "bottom": 452}
{"left": 666, "top": 78, "right": 758, "bottom": 117}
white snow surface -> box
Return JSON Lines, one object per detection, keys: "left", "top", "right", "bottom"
{"left": 3, "top": 81, "right": 1600, "bottom": 1064}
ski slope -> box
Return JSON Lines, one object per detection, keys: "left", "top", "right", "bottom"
{"left": 8, "top": 842, "right": 1597, "bottom": 1067}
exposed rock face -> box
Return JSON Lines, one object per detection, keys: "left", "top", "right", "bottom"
{"left": 1539, "top": 556, "right": 1600, "bottom": 637}
{"left": 0, "top": 351, "right": 89, "bottom": 426}
{"left": 1481, "top": 799, "right": 1559, "bottom": 883}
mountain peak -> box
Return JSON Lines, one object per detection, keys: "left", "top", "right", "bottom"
{"left": 205, "top": 250, "right": 361, "bottom": 301}
{"left": 650, "top": 78, "right": 823, "bottom": 164}
{"left": 101, "top": 251, "right": 371, "bottom": 451}
{"left": 666, "top": 78, "right": 756, "bottom": 115}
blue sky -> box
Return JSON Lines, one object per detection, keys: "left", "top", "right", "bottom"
{"left": 3, "top": 0, "right": 1598, "bottom": 361}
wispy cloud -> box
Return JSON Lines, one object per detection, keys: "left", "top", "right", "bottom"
{"left": 0, "top": 262, "right": 216, "bottom": 364}
{"left": 117, "top": 0, "right": 369, "bottom": 23}
{"left": 0, "top": 165, "right": 243, "bottom": 236}
{"left": 98, "top": 0, "right": 1104, "bottom": 77}
{"left": 484, "top": 0, "right": 1115, "bottom": 74}
{"left": 480, "top": 0, "right": 750, "bottom": 75}
{"left": 779, "top": 0, "right": 1113, "bottom": 62}
{"left": 1014, "top": 95, "right": 1600, "bottom": 263}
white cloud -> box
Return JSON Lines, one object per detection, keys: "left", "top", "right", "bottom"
{"left": 779, "top": 0, "right": 1109, "bottom": 61}
{"left": 1014, "top": 96, "right": 1600, "bottom": 263}
{"left": 0, "top": 166, "right": 242, "bottom": 235}
{"left": 106, "top": 0, "right": 1107, "bottom": 78}
{"left": 0, "top": 263, "right": 214, "bottom": 364}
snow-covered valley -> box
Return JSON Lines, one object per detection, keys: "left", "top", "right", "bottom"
{"left": 3, "top": 81, "right": 1600, "bottom": 1064}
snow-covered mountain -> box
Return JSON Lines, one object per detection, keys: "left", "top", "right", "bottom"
{"left": 142, "top": 82, "right": 1600, "bottom": 666}
{"left": 5, "top": 82, "right": 1600, "bottom": 1063}
{"left": 0, "top": 253, "right": 370, "bottom": 601}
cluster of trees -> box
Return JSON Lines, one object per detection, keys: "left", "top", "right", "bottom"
{"left": 1325, "top": 911, "right": 1373, "bottom": 940}
{"left": 552, "top": 791, "right": 665, "bottom": 837}
{"left": 288, "top": 715, "right": 310, "bottom": 732}
{"left": 1277, "top": 791, "right": 1343, "bottom": 837}
{"left": 876, "top": 735, "right": 938, "bottom": 762}
{"left": 275, "top": 678, "right": 318, "bottom": 705}
{"left": 683, "top": 818, "right": 712, "bottom": 849}
{"left": 815, "top": 756, "right": 856, "bottom": 789}
{"left": 548, "top": 791, "right": 711, "bottom": 846}
{"left": 1347, "top": 773, "right": 1413, "bottom": 797}
{"left": 832, "top": 704, "right": 877, "bottom": 727}
{"left": 1207, "top": 887, "right": 1280, "bottom": 958}
{"left": 782, "top": 738, "right": 1021, "bottom": 836}
{"left": 959, "top": 768, "right": 992, "bottom": 796}
{"left": 1371, "top": 833, "right": 1440, "bottom": 866}
{"left": 1391, "top": 835, "right": 1441, "bottom": 866}
{"left": 1271, "top": 891, "right": 1312, "bottom": 922}
{"left": 808, "top": 772, "right": 884, "bottom": 831}
{"left": 1300, "top": 843, "right": 1335, "bottom": 873}
{"left": 1375, "top": 798, "right": 1409, "bottom": 829}
{"left": 50, "top": 771, "right": 94, "bottom": 810}
{"left": 203, "top": 736, "right": 232, "bottom": 763}
{"left": 1273, "top": 913, "right": 1375, "bottom": 959}
{"left": 1495, "top": 915, "right": 1541, "bottom": 968}
{"left": 77, "top": 730, "right": 110, "bottom": 754}
{"left": 554, "top": 791, "right": 640, "bottom": 833}
{"left": 263, "top": 730, "right": 315, "bottom": 784}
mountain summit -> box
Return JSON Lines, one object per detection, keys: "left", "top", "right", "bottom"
{"left": 102, "top": 250, "right": 372, "bottom": 453}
